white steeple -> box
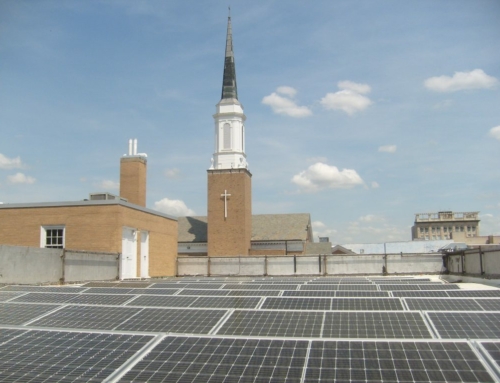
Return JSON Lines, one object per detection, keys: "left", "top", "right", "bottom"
{"left": 210, "top": 12, "right": 248, "bottom": 171}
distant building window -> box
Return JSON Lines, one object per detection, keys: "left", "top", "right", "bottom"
{"left": 460, "top": 226, "right": 464, "bottom": 232}
{"left": 41, "top": 226, "right": 65, "bottom": 249}
{"left": 443, "top": 227, "right": 448, "bottom": 233}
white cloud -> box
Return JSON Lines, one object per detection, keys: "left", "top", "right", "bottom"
{"left": 7, "top": 172, "right": 35, "bottom": 184}
{"left": 320, "top": 81, "right": 372, "bottom": 116}
{"left": 291, "top": 162, "right": 364, "bottom": 193}
{"left": 94, "top": 179, "right": 119, "bottom": 190}
{"left": 424, "top": 69, "right": 498, "bottom": 92}
{"left": 312, "top": 221, "right": 326, "bottom": 229}
{"left": 0, "top": 153, "right": 23, "bottom": 169}
{"left": 359, "top": 214, "right": 384, "bottom": 223}
{"left": 154, "top": 197, "right": 195, "bottom": 216}
{"left": 489, "top": 126, "right": 500, "bottom": 141}
{"left": 371, "top": 181, "right": 380, "bottom": 189}
{"left": 479, "top": 213, "right": 500, "bottom": 235}
{"left": 262, "top": 87, "right": 312, "bottom": 118}
{"left": 276, "top": 86, "right": 297, "bottom": 97}
{"left": 378, "top": 145, "right": 397, "bottom": 153}
{"left": 338, "top": 80, "right": 371, "bottom": 94}
{"left": 164, "top": 168, "right": 181, "bottom": 178}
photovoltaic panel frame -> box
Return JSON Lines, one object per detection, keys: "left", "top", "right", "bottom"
{"left": 115, "top": 308, "right": 228, "bottom": 333}
{"left": 0, "top": 329, "right": 154, "bottom": 382}
{"left": 216, "top": 310, "right": 324, "bottom": 337}
{"left": 330, "top": 298, "right": 404, "bottom": 311}
{"left": 120, "top": 336, "right": 309, "bottom": 383}
{"left": 304, "top": 340, "right": 496, "bottom": 382}
{"left": 405, "top": 298, "right": 484, "bottom": 311}
{"left": 0, "top": 303, "right": 61, "bottom": 325}
{"left": 427, "top": 312, "right": 500, "bottom": 339}
{"left": 322, "top": 312, "right": 433, "bottom": 339}
{"left": 29, "top": 305, "right": 142, "bottom": 330}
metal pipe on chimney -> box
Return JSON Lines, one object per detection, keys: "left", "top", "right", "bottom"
{"left": 133, "top": 139, "right": 138, "bottom": 155}
{"left": 128, "top": 139, "right": 133, "bottom": 155}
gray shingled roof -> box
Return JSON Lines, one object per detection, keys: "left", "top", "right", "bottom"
{"left": 178, "top": 213, "right": 311, "bottom": 243}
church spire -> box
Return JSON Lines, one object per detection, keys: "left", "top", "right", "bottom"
{"left": 221, "top": 10, "right": 238, "bottom": 100}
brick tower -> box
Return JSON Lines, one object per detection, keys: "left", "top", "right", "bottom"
{"left": 207, "top": 14, "right": 252, "bottom": 256}
{"left": 120, "top": 139, "right": 147, "bottom": 207}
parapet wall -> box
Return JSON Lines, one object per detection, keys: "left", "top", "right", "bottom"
{"left": 445, "top": 246, "right": 500, "bottom": 278}
{"left": 177, "top": 253, "right": 445, "bottom": 276}
{"left": 0, "top": 245, "right": 119, "bottom": 284}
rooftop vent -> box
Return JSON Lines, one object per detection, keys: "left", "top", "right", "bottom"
{"left": 89, "top": 193, "right": 127, "bottom": 202}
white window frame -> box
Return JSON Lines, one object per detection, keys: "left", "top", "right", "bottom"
{"left": 40, "top": 225, "right": 65, "bottom": 249}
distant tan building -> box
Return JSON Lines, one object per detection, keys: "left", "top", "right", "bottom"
{"left": 411, "top": 211, "right": 480, "bottom": 241}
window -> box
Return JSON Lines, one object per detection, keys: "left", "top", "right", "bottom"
{"left": 443, "top": 227, "right": 448, "bottom": 233}
{"left": 41, "top": 226, "right": 65, "bottom": 249}
{"left": 223, "top": 123, "right": 231, "bottom": 150}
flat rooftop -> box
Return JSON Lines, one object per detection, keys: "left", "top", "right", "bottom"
{"left": 1, "top": 276, "right": 500, "bottom": 382}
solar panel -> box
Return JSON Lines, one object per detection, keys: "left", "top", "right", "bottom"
{"left": 3, "top": 286, "right": 87, "bottom": 293}
{"left": 186, "top": 283, "right": 224, "bottom": 289}
{"left": 335, "top": 291, "right": 391, "bottom": 298}
{"left": 0, "top": 291, "right": 26, "bottom": 302}
{"left": 337, "top": 284, "right": 378, "bottom": 291}
{"left": 81, "top": 281, "right": 119, "bottom": 287}
{"left": 261, "top": 297, "right": 331, "bottom": 311}
{"left": 30, "top": 305, "right": 142, "bottom": 330}
{"left": 222, "top": 283, "right": 261, "bottom": 290}
{"left": 480, "top": 342, "right": 500, "bottom": 371}
{"left": 216, "top": 310, "right": 324, "bottom": 337}
{"left": 299, "top": 285, "right": 339, "bottom": 291}
{"left": 10, "top": 292, "right": 77, "bottom": 304}
{"left": 379, "top": 284, "right": 422, "bottom": 291}
{"left": 227, "top": 290, "right": 281, "bottom": 297}
{"left": 475, "top": 299, "right": 500, "bottom": 311}
{"left": 258, "top": 284, "right": 299, "bottom": 290}
{"left": 0, "top": 303, "right": 60, "bottom": 325}
{"left": 330, "top": 298, "right": 404, "bottom": 311}
{"left": 177, "top": 289, "right": 230, "bottom": 296}
{"left": 190, "top": 296, "right": 261, "bottom": 309}
{"left": 115, "top": 282, "right": 153, "bottom": 288}
{"left": 322, "top": 312, "right": 433, "bottom": 339}
{"left": 124, "top": 288, "right": 179, "bottom": 295}
{"left": 0, "top": 329, "right": 154, "bottom": 382}
{"left": 120, "top": 336, "right": 308, "bottom": 383}
{"left": 115, "top": 308, "right": 227, "bottom": 333}
{"left": 304, "top": 340, "right": 496, "bottom": 382}
{"left": 448, "top": 290, "right": 500, "bottom": 298}
{"left": 0, "top": 328, "right": 26, "bottom": 343}
{"left": 126, "top": 295, "right": 198, "bottom": 308}
{"left": 68, "top": 293, "right": 133, "bottom": 306}
{"left": 428, "top": 312, "right": 500, "bottom": 339}
{"left": 79, "top": 287, "right": 134, "bottom": 294}
{"left": 419, "top": 284, "right": 460, "bottom": 290}
{"left": 283, "top": 290, "right": 337, "bottom": 297}
{"left": 405, "top": 298, "right": 483, "bottom": 311}
{"left": 392, "top": 291, "right": 450, "bottom": 298}
{"left": 151, "top": 283, "right": 189, "bottom": 288}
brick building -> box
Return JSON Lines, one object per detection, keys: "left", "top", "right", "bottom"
{"left": 0, "top": 140, "right": 178, "bottom": 278}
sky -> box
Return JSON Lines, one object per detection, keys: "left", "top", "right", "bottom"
{"left": 1, "top": 0, "right": 499, "bottom": 244}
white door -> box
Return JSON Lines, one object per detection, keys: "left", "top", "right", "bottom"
{"left": 121, "top": 227, "right": 137, "bottom": 279}
{"left": 140, "top": 231, "right": 150, "bottom": 278}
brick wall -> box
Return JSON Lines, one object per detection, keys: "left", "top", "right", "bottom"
{"left": 207, "top": 169, "right": 252, "bottom": 256}
{"left": 120, "top": 157, "right": 147, "bottom": 207}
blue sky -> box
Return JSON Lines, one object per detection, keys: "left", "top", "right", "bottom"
{"left": 1, "top": 0, "right": 499, "bottom": 243}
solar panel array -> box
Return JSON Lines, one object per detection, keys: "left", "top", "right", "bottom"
{"left": 1, "top": 275, "right": 500, "bottom": 382}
